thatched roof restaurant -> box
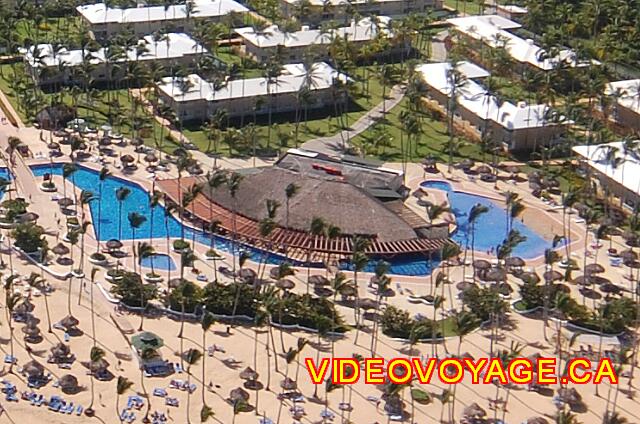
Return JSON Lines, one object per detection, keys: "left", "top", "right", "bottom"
{"left": 157, "top": 154, "right": 451, "bottom": 262}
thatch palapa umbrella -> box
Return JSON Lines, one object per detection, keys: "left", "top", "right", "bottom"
{"left": 23, "top": 359, "right": 45, "bottom": 377}
{"left": 463, "top": 402, "right": 486, "bottom": 419}
{"left": 59, "top": 374, "right": 79, "bottom": 393}
{"left": 57, "top": 197, "right": 74, "bottom": 208}
{"left": 144, "top": 153, "right": 158, "bottom": 164}
{"left": 557, "top": 387, "right": 582, "bottom": 404}
{"left": 239, "top": 367, "right": 258, "bottom": 381}
{"left": 526, "top": 418, "right": 549, "bottom": 424}
{"left": 543, "top": 270, "right": 563, "bottom": 282}
{"left": 314, "top": 287, "right": 334, "bottom": 298}
{"left": 585, "top": 263, "right": 605, "bottom": 275}
{"left": 482, "top": 267, "right": 506, "bottom": 282}
{"left": 600, "top": 283, "right": 621, "bottom": 295}
{"left": 359, "top": 298, "right": 378, "bottom": 310}
{"left": 52, "top": 242, "right": 70, "bottom": 256}
{"left": 275, "top": 279, "right": 295, "bottom": 290}
{"left": 309, "top": 275, "right": 330, "bottom": 286}
{"left": 106, "top": 239, "right": 123, "bottom": 250}
{"left": 59, "top": 315, "right": 79, "bottom": 330}
{"left": 505, "top": 256, "right": 525, "bottom": 268}
{"left": 280, "top": 377, "right": 297, "bottom": 391}
{"left": 50, "top": 342, "right": 71, "bottom": 359}
{"left": 519, "top": 271, "right": 541, "bottom": 284}
{"left": 456, "top": 281, "right": 478, "bottom": 291}
{"left": 472, "top": 259, "right": 491, "bottom": 270}
{"left": 238, "top": 268, "right": 257, "bottom": 283}
{"left": 120, "top": 154, "right": 135, "bottom": 165}
{"left": 229, "top": 387, "right": 250, "bottom": 402}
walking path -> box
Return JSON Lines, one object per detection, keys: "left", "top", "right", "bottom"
{"left": 301, "top": 84, "right": 406, "bottom": 155}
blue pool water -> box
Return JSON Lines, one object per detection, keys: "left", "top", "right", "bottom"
{"left": 140, "top": 254, "right": 176, "bottom": 271}
{"left": 0, "top": 168, "right": 12, "bottom": 201}
{"left": 420, "top": 180, "right": 550, "bottom": 259}
{"left": 30, "top": 163, "right": 441, "bottom": 276}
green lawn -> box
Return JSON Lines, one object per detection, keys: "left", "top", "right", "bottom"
{"left": 0, "top": 63, "right": 171, "bottom": 147}
{"left": 180, "top": 65, "right": 399, "bottom": 155}
{"left": 14, "top": 16, "right": 83, "bottom": 47}
{"left": 443, "top": 0, "right": 484, "bottom": 15}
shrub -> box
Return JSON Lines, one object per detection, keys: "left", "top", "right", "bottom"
{"left": 173, "top": 239, "right": 190, "bottom": 251}
{"left": 168, "top": 280, "right": 203, "bottom": 313}
{"left": 462, "top": 285, "right": 508, "bottom": 322}
{"left": 380, "top": 305, "right": 441, "bottom": 340}
{"left": 11, "top": 222, "right": 46, "bottom": 253}
{"left": 110, "top": 271, "right": 158, "bottom": 307}
{"left": 2, "top": 198, "right": 28, "bottom": 221}
{"left": 90, "top": 252, "right": 106, "bottom": 261}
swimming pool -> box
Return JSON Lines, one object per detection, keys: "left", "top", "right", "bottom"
{"left": 420, "top": 180, "right": 550, "bottom": 259}
{"left": 30, "top": 163, "right": 440, "bottom": 276}
{"left": 140, "top": 254, "right": 176, "bottom": 271}
{"left": 0, "top": 168, "right": 12, "bottom": 201}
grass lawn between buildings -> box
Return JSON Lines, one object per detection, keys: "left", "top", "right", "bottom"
{"left": 0, "top": 63, "right": 171, "bottom": 147}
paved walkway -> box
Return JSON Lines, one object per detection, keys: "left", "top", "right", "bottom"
{"left": 301, "top": 83, "right": 406, "bottom": 155}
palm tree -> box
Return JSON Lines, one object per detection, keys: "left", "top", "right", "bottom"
{"left": 450, "top": 311, "right": 480, "bottom": 420}
{"left": 115, "top": 187, "right": 131, "bottom": 241}
{"left": 543, "top": 248, "right": 561, "bottom": 340}
{"left": 62, "top": 163, "right": 77, "bottom": 209}
{"left": 116, "top": 376, "right": 134, "bottom": 423}
{"left": 226, "top": 172, "right": 243, "bottom": 274}
{"left": 138, "top": 242, "right": 155, "bottom": 278}
{"left": 200, "top": 312, "right": 216, "bottom": 407}
{"left": 128, "top": 212, "right": 147, "bottom": 275}
{"left": 27, "top": 272, "right": 53, "bottom": 333}
{"left": 351, "top": 236, "right": 370, "bottom": 345}
{"left": 283, "top": 182, "right": 298, "bottom": 260}
{"left": 468, "top": 203, "right": 489, "bottom": 271}
{"left": 4, "top": 286, "right": 20, "bottom": 372}
{"left": 184, "top": 348, "right": 202, "bottom": 424}
{"left": 307, "top": 217, "right": 326, "bottom": 292}
{"left": 95, "top": 167, "right": 110, "bottom": 251}
{"left": 86, "top": 346, "right": 105, "bottom": 417}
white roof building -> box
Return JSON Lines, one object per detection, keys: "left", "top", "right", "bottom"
{"left": 417, "top": 61, "right": 557, "bottom": 130}
{"left": 447, "top": 15, "right": 595, "bottom": 71}
{"left": 573, "top": 141, "right": 640, "bottom": 197}
{"left": 158, "top": 62, "right": 347, "bottom": 102}
{"left": 605, "top": 79, "right": 640, "bottom": 115}
{"left": 24, "top": 33, "right": 203, "bottom": 69}
{"left": 76, "top": 0, "right": 248, "bottom": 25}
{"left": 235, "top": 16, "right": 392, "bottom": 49}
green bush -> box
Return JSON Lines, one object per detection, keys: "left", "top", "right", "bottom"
{"left": 2, "top": 198, "right": 28, "bottom": 222}
{"left": 11, "top": 222, "right": 46, "bottom": 253}
{"left": 462, "top": 285, "right": 508, "bottom": 322}
{"left": 380, "top": 305, "right": 441, "bottom": 339}
{"left": 168, "top": 279, "right": 203, "bottom": 313}
{"left": 110, "top": 271, "right": 158, "bottom": 307}
{"left": 173, "top": 239, "right": 190, "bottom": 251}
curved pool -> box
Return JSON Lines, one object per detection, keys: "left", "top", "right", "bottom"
{"left": 140, "top": 253, "right": 176, "bottom": 271}
{"left": 420, "top": 180, "right": 550, "bottom": 259}
{"left": 30, "top": 163, "right": 440, "bottom": 276}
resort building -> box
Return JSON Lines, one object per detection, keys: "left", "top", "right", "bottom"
{"left": 76, "top": 0, "right": 248, "bottom": 40}
{"left": 573, "top": 141, "right": 640, "bottom": 210}
{"left": 494, "top": 4, "right": 527, "bottom": 20}
{"left": 418, "top": 61, "right": 568, "bottom": 152}
{"left": 604, "top": 79, "right": 640, "bottom": 132}
{"left": 155, "top": 62, "right": 347, "bottom": 122}
{"left": 157, "top": 148, "right": 451, "bottom": 263}
{"left": 446, "top": 15, "right": 594, "bottom": 72}
{"left": 24, "top": 33, "right": 205, "bottom": 87}
{"left": 278, "top": 0, "right": 443, "bottom": 26}
{"left": 235, "top": 16, "right": 400, "bottom": 64}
